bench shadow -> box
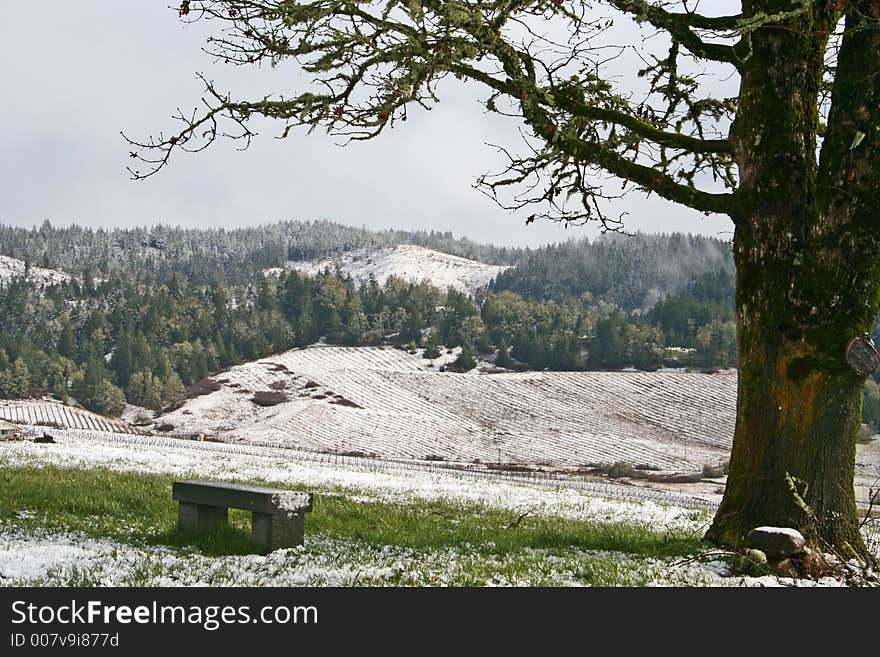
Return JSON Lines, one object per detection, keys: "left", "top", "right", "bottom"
{"left": 150, "top": 510, "right": 260, "bottom": 556}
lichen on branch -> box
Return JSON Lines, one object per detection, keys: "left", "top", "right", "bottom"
{"left": 126, "top": 0, "right": 741, "bottom": 223}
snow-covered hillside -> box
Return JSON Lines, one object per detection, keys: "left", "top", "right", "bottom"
{"left": 270, "top": 245, "right": 509, "bottom": 294}
{"left": 0, "top": 255, "right": 71, "bottom": 287}
{"left": 156, "top": 344, "right": 737, "bottom": 472}
{"left": 0, "top": 399, "right": 140, "bottom": 434}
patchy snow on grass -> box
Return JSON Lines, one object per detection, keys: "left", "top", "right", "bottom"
{"left": 0, "top": 437, "right": 709, "bottom": 532}
{"left": 0, "top": 527, "right": 120, "bottom": 583}
{"left": 1, "top": 525, "right": 851, "bottom": 587}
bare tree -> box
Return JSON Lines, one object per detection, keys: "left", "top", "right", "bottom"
{"left": 128, "top": 0, "right": 880, "bottom": 563}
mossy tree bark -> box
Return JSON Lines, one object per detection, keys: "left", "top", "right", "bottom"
{"left": 706, "top": 1, "right": 880, "bottom": 559}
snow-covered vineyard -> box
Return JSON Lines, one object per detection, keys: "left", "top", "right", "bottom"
{"left": 159, "top": 345, "right": 736, "bottom": 472}
{"left": 3, "top": 345, "right": 878, "bottom": 507}
{"left": 0, "top": 400, "right": 139, "bottom": 434}
{"left": 12, "top": 427, "right": 719, "bottom": 510}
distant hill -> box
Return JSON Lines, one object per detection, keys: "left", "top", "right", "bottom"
{"left": 0, "top": 220, "right": 521, "bottom": 286}
{"left": 1, "top": 220, "right": 736, "bottom": 311}
{"left": 275, "top": 244, "right": 510, "bottom": 295}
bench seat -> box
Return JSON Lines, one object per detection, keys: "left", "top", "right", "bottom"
{"left": 172, "top": 480, "right": 314, "bottom": 553}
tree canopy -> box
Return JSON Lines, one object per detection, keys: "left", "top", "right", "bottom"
{"left": 127, "top": 0, "right": 752, "bottom": 225}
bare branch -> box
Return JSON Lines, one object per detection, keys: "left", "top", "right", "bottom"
{"left": 127, "top": 0, "right": 741, "bottom": 223}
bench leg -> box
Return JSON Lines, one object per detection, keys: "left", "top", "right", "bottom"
{"left": 178, "top": 502, "right": 228, "bottom": 533}
{"left": 251, "top": 511, "right": 304, "bottom": 552}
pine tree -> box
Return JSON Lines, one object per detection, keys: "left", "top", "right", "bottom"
{"left": 453, "top": 345, "right": 476, "bottom": 372}
{"left": 11, "top": 358, "right": 31, "bottom": 398}
{"left": 110, "top": 333, "right": 134, "bottom": 388}
{"left": 342, "top": 297, "right": 367, "bottom": 346}
{"left": 423, "top": 332, "right": 441, "bottom": 360}
{"left": 0, "top": 370, "right": 12, "bottom": 399}
{"left": 58, "top": 321, "right": 76, "bottom": 359}
{"left": 161, "top": 371, "right": 186, "bottom": 410}
{"left": 402, "top": 308, "right": 423, "bottom": 346}
{"left": 495, "top": 338, "right": 513, "bottom": 369}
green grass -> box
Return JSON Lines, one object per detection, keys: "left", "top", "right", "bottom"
{"left": 0, "top": 462, "right": 714, "bottom": 586}
{"left": 0, "top": 463, "right": 703, "bottom": 557}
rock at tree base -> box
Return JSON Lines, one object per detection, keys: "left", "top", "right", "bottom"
{"left": 771, "top": 558, "right": 799, "bottom": 578}
{"left": 746, "top": 526, "right": 807, "bottom": 559}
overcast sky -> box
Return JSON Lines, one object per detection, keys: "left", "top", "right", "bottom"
{"left": 0, "top": 2, "right": 736, "bottom": 248}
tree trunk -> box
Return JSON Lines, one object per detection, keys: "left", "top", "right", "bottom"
{"left": 706, "top": 3, "right": 880, "bottom": 560}
{"left": 705, "top": 234, "right": 870, "bottom": 557}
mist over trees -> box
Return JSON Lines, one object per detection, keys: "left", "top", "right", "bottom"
{"left": 492, "top": 232, "right": 733, "bottom": 312}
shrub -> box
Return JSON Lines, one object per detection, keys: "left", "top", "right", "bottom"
{"left": 132, "top": 413, "right": 153, "bottom": 426}
{"left": 451, "top": 346, "right": 477, "bottom": 372}
{"left": 607, "top": 461, "right": 635, "bottom": 479}
{"left": 423, "top": 334, "right": 441, "bottom": 359}
{"left": 495, "top": 341, "right": 513, "bottom": 369}
{"left": 186, "top": 377, "right": 222, "bottom": 398}
{"left": 250, "top": 391, "right": 289, "bottom": 407}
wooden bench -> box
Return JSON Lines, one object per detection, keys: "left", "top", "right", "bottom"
{"left": 172, "top": 480, "right": 314, "bottom": 553}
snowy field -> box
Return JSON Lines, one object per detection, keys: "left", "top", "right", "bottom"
{"left": 271, "top": 244, "right": 509, "bottom": 295}
{"left": 0, "top": 436, "right": 711, "bottom": 526}
{"left": 3, "top": 344, "right": 876, "bottom": 507}
{"left": 158, "top": 345, "right": 736, "bottom": 473}
{"left": 2, "top": 437, "right": 863, "bottom": 587}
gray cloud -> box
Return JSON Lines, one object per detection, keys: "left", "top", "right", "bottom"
{"left": 0, "top": 2, "right": 735, "bottom": 247}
